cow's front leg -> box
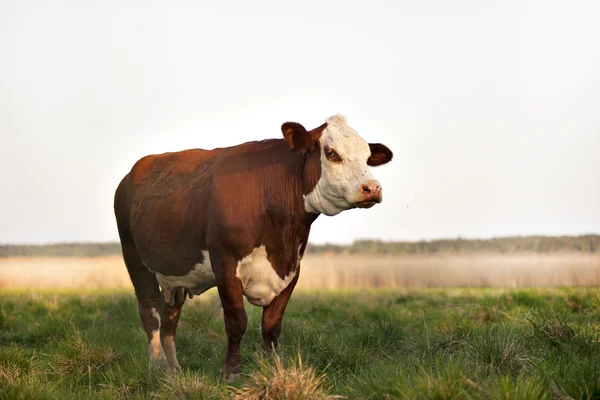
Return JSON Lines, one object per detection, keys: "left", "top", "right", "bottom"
{"left": 213, "top": 254, "right": 247, "bottom": 381}
{"left": 261, "top": 269, "right": 300, "bottom": 353}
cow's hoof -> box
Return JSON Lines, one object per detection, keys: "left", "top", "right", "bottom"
{"left": 224, "top": 371, "right": 241, "bottom": 383}
{"left": 148, "top": 359, "right": 168, "bottom": 373}
{"left": 221, "top": 364, "right": 242, "bottom": 383}
{"left": 261, "top": 343, "right": 278, "bottom": 355}
{"left": 169, "top": 364, "right": 182, "bottom": 374}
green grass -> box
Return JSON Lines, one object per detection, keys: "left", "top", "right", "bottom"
{"left": 1, "top": 288, "right": 599, "bottom": 399}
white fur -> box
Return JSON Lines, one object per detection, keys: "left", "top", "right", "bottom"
{"left": 151, "top": 307, "right": 161, "bottom": 324}
{"left": 155, "top": 250, "right": 217, "bottom": 296}
{"left": 148, "top": 307, "right": 166, "bottom": 364}
{"left": 304, "top": 114, "right": 379, "bottom": 216}
{"left": 236, "top": 245, "right": 296, "bottom": 307}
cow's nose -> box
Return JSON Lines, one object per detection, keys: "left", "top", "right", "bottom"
{"left": 360, "top": 181, "right": 381, "bottom": 195}
{"left": 358, "top": 180, "right": 382, "bottom": 205}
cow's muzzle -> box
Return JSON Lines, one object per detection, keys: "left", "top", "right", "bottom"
{"left": 356, "top": 180, "right": 382, "bottom": 208}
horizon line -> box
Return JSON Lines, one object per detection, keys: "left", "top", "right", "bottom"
{"left": 2, "top": 233, "right": 599, "bottom": 247}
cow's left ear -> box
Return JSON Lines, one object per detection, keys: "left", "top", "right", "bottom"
{"left": 281, "top": 122, "right": 325, "bottom": 152}
{"left": 367, "top": 143, "right": 393, "bottom": 166}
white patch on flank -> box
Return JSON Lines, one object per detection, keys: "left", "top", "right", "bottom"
{"left": 148, "top": 307, "right": 166, "bottom": 364}
{"left": 155, "top": 250, "right": 216, "bottom": 296}
{"left": 236, "top": 246, "right": 296, "bottom": 307}
{"left": 304, "top": 114, "right": 380, "bottom": 216}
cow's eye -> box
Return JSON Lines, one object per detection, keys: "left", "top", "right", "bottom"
{"left": 324, "top": 146, "right": 342, "bottom": 163}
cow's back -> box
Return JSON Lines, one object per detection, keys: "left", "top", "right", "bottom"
{"left": 114, "top": 148, "right": 225, "bottom": 275}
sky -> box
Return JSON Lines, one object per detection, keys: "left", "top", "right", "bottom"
{"left": 1, "top": 0, "right": 599, "bottom": 245}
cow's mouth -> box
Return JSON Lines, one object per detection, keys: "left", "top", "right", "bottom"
{"left": 356, "top": 200, "right": 378, "bottom": 209}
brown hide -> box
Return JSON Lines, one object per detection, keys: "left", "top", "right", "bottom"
{"left": 115, "top": 139, "right": 321, "bottom": 278}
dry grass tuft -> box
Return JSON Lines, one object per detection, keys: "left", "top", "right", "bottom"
{"left": 98, "top": 383, "right": 134, "bottom": 398}
{"left": 544, "top": 321, "right": 576, "bottom": 343}
{"left": 160, "top": 371, "right": 226, "bottom": 399}
{"left": 0, "top": 364, "right": 23, "bottom": 387}
{"left": 532, "top": 317, "right": 576, "bottom": 344}
{"left": 50, "top": 332, "right": 120, "bottom": 377}
{"left": 231, "top": 352, "right": 342, "bottom": 400}
{"left": 0, "top": 344, "right": 36, "bottom": 386}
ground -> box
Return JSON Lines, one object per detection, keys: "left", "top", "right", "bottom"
{"left": 1, "top": 288, "right": 599, "bottom": 399}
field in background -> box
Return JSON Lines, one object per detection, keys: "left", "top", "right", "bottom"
{"left": 1, "top": 288, "right": 599, "bottom": 399}
{"left": 1, "top": 253, "right": 600, "bottom": 290}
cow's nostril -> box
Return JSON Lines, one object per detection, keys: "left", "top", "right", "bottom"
{"left": 361, "top": 184, "right": 371, "bottom": 194}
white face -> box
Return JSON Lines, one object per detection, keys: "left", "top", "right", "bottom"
{"left": 304, "top": 115, "right": 382, "bottom": 216}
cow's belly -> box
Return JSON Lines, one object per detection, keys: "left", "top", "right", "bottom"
{"left": 236, "top": 246, "right": 297, "bottom": 307}
{"left": 154, "top": 250, "right": 217, "bottom": 298}
{"left": 152, "top": 246, "right": 297, "bottom": 307}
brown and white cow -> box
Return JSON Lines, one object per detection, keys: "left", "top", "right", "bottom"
{"left": 113, "top": 114, "right": 393, "bottom": 379}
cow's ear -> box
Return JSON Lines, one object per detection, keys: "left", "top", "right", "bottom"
{"left": 367, "top": 143, "right": 393, "bottom": 166}
{"left": 281, "top": 122, "right": 325, "bottom": 152}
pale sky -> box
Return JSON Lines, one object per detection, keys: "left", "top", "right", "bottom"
{"left": 1, "top": 0, "right": 599, "bottom": 245}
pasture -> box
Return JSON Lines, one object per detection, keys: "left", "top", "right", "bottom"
{"left": 1, "top": 254, "right": 600, "bottom": 399}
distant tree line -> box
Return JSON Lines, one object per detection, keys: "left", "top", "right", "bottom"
{"left": 0, "top": 235, "right": 598, "bottom": 258}
{"left": 305, "top": 235, "right": 599, "bottom": 255}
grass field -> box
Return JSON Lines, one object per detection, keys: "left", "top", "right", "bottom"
{"left": 1, "top": 287, "right": 599, "bottom": 399}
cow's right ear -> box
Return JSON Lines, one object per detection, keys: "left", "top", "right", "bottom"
{"left": 281, "top": 122, "right": 324, "bottom": 152}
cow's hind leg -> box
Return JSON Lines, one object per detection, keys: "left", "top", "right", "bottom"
{"left": 120, "top": 241, "right": 167, "bottom": 369}
{"left": 160, "top": 287, "right": 187, "bottom": 372}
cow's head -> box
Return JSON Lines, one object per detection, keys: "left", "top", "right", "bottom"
{"left": 282, "top": 114, "right": 393, "bottom": 216}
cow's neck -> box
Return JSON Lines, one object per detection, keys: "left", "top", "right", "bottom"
{"left": 249, "top": 141, "right": 320, "bottom": 265}
{"left": 258, "top": 141, "right": 321, "bottom": 230}
{"left": 298, "top": 144, "right": 322, "bottom": 223}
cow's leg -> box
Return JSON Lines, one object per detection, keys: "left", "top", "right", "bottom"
{"left": 120, "top": 241, "right": 167, "bottom": 369}
{"left": 159, "top": 287, "right": 186, "bottom": 372}
{"left": 261, "top": 270, "right": 300, "bottom": 353}
{"left": 137, "top": 300, "right": 167, "bottom": 368}
{"left": 212, "top": 254, "right": 247, "bottom": 381}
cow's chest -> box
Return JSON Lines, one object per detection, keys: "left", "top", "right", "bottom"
{"left": 235, "top": 246, "right": 297, "bottom": 306}
{"left": 153, "top": 246, "right": 297, "bottom": 307}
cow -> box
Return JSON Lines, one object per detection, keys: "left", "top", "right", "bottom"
{"left": 113, "top": 114, "right": 393, "bottom": 380}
